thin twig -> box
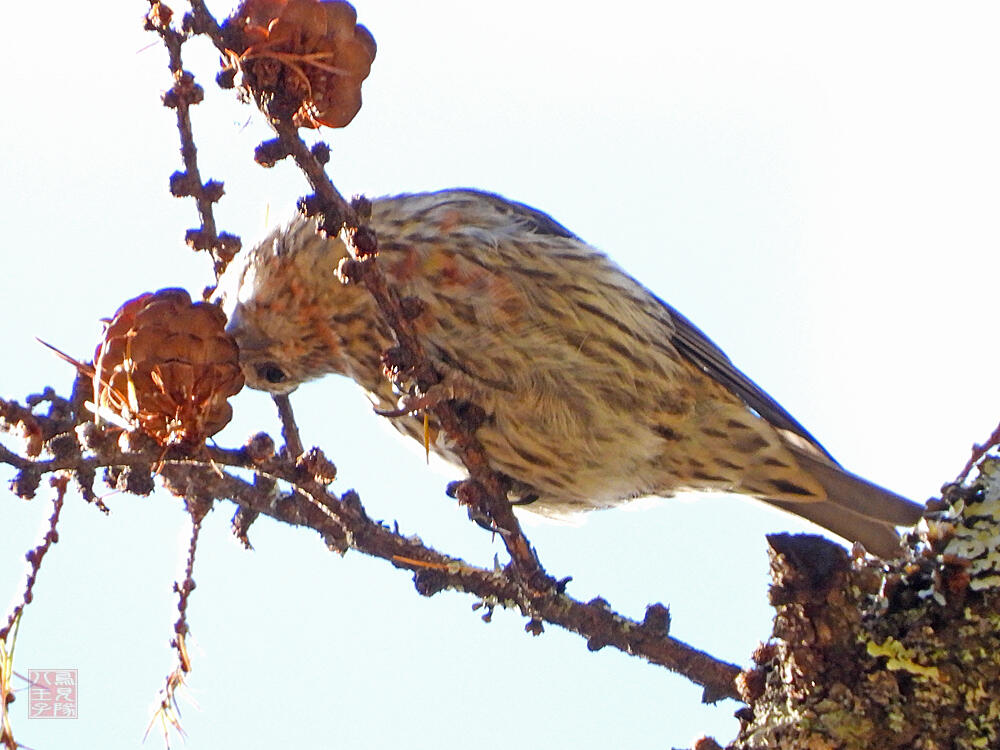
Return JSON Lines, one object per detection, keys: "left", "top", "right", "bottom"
{"left": 144, "top": 1, "right": 240, "bottom": 277}
{"left": 272, "top": 117, "right": 356, "bottom": 229}
{"left": 0, "top": 476, "right": 68, "bottom": 750}
{"left": 0, "top": 618, "right": 17, "bottom": 750}
{"left": 145, "top": 498, "right": 207, "bottom": 745}
{"left": 268, "top": 115, "right": 549, "bottom": 585}
{"left": 272, "top": 393, "right": 304, "bottom": 459}
{"left": 1, "top": 476, "right": 69, "bottom": 640}
{"left": 957, "top": 420, "right": 1000, "bottom": 484}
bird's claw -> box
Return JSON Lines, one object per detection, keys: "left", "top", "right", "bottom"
{"left": 373, "top": 382, "right": 458, "bottom": 418}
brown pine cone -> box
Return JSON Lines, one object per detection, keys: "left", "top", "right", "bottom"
{"left": 93, "top": 288, "right": 244, "bottom": 446}
{"left": 226, "top": 0, "right": 376, "bottom": 129}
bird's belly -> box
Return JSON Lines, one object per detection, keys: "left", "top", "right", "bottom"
{"left": 384, "top": 386, "right": 673, "bottom": 513}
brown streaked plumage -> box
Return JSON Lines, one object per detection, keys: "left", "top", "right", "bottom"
{"left": 215, "top": 189, "right": 923, "bottom": 557}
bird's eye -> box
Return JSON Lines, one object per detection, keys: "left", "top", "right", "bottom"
{"left": 256, "top": 363, "right": 288, "bottom": 384}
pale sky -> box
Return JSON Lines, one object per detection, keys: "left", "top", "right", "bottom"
{"left": 3, "top": 2, "right": 999, "bottom": 748}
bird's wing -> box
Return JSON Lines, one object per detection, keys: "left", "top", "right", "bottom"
{"left": 661, "top": 300, "right": 837, "bottom": 462}
{"left": 452, "top": 189, "right": 833, "bottom": 460}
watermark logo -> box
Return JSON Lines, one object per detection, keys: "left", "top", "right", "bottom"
{"left": 27, "top": 669, "right": 78, "bottom": 719}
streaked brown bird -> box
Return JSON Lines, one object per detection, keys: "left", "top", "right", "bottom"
{"left": 216, "top": 189, "right": 923, "bottom": 557}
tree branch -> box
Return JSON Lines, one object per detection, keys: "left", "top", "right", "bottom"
{"left": 0, "top": 388, "right": 742, "bottom": 701}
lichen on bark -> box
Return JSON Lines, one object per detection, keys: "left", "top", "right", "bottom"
{"left": 728, "top": 459, "right": 1000, "bottom": 750}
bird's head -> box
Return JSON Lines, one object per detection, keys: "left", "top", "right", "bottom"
{"left": 214, "top": 216, "right": 378, "bottom": 394}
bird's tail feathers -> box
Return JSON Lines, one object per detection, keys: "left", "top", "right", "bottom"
{"left": 767, "top": 451, "right": 924, "bottom": 559}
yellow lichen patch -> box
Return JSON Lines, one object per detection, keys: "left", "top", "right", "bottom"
{"left": 866, "top": 637, "right": 942, "bottom": 681}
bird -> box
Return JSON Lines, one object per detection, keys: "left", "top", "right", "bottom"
{"left": 215, "top": 188, "right": 923, "bottom": 558}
